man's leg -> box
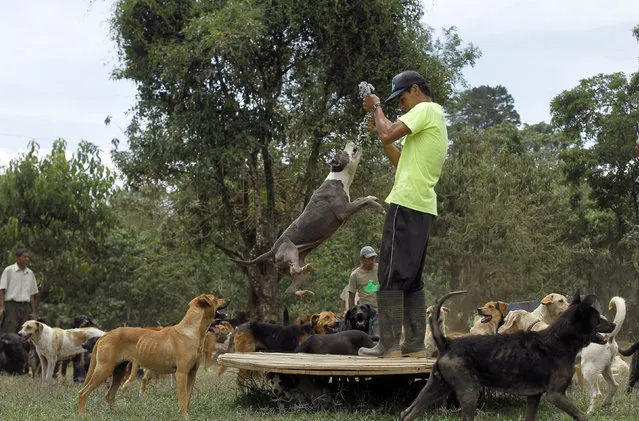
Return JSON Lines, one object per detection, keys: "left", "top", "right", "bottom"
{"left": 359, "top": 205, "right": 403, "bottom": 358}
{"left": 3, "top": 301, "right": 25, "bottom": 333}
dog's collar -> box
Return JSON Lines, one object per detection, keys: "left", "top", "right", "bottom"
{"left": 497, "top": 310, "right": 507, "bottom": 330}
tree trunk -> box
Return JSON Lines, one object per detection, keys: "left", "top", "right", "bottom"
{"left": 247, "top": 263, "right": 279, "bottom": 322}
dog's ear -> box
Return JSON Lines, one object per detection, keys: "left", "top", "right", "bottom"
{"left": 329, "top": 151, "right": 347, "bottom": 171}
{"left": 194, "top": 294, "right": 215, "bottom": 308}
{"left": 311, "top": 314, "right": 320, "bottom": 326}
{"left": 441, "top": 306, "right": 450, "bottom": 314}
{"left": 344, "top": 308, "right": 354, "bottom": 321}
{"left": 581, "top": 294, "right": 597, "bottom": 308}
{"left": 498, "top": 312, "right": 517, "bottom": 334}
{"left": 35, "top": 321, "right": 43, "bottom": 333}
{"left": 496, "top": 301, "right": 509, "bottom": 314}
{"left": 570, "top": 290, "right": 581, "bottom": 305}
{"left": 541, "top": 294, "right": 554, "bottom": 305}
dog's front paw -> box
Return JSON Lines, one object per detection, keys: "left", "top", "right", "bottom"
{"left": 372, "top": 202, "right": 385, "bottom": 214}
{"left": 295, "top": 290, "right": 315, "bottom": 300}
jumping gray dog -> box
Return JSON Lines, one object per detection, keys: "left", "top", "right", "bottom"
{"left": 232, "top": 141, "right": 384, "bottom": 299}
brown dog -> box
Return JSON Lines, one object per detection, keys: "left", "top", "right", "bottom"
{"left": 469, "top": 300, "right": 509, "bottom": 335}
{"left": 78, "top": 294, "right": 229, "bottom": 417}
{"left": 311, "top": 311, "right": 339, "bottom": 334}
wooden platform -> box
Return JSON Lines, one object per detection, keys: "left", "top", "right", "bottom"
{"left": 217, "top": 352, "right": 435, "bottom": 376}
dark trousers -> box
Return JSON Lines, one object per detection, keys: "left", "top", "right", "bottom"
{"left": 1, "top": 301, "right": 31, "bottom": 333}
{"left": 378, "top": 203, "right": 435, "bottom": 293}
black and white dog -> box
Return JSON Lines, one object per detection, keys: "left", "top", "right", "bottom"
{"left": 232, "top": 141, "right": 384, "bottom": 298}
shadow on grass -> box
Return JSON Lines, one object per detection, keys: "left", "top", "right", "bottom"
{"left": 234, "top": 373, "right": 429, "bottom": 413}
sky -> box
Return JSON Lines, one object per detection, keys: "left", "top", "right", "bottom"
{"left": 1, "top": 0, "right": 638, "bottom": 169}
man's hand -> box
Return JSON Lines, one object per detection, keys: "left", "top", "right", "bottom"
{"left": 0, "top": 306, "right": 4, "bottom": 316}
{"left": 362, "top": 94, "right": 381, "bottom": 112}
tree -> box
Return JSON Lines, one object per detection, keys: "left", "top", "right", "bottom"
{"left": 550, "top": 25, "right": 639, "bottom": 304}
{"left": 0, "top": 140, "right": 117, "bottom": 324}
{"left": 109, "top": 0, "right": 480, "bottom": 320}
{"left": 447, "top": 85, "right": 521, "bottom": 131}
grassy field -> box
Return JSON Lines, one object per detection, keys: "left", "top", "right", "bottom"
{"left": 1, "top": 367, "right": 638, "bottom": 421}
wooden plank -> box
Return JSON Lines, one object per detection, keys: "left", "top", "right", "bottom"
{"left": 217, "top": 352, "right": 434, "bottom": 376}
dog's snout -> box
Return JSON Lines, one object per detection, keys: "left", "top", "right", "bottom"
{"left": 476, "top": 308, "right": 484, "bottom": 316}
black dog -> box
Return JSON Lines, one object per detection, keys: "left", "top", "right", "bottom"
{"left": 295, "top": 330, "right": 374, "bottom": 355}
{"left": 619, "top": 340, "right": 639, "bottom": 393}
{"left": 59, "top": 315, "right": 95, "bottom": 383}
{"left": 82, "top": 336, "right": 101, "bottom": 354}
{"left": 0, "top": 332, "right": 29, "bottom": 375}
{"left": 342, "top": 304, "right": 379, "bottom": 336}
{"left": 400, "top": 290, "right": 615, "bottom": 421}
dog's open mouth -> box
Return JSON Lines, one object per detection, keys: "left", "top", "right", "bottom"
{"left": 20, "top": 333, "right": 32, "bottom": 340}
{"left": 355, "top": 320, "right": 366, "bottom": 329}
{"left": 480, "top": 315, "right": 492, "bottom": 324}
{"left": 324, "top": 324, "right": 338, "bottom": 333}
{"left": 215, "top": 300, "right": 229, "bottom": 320}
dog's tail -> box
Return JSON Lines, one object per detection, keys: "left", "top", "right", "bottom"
{"left": 430, "top": 291, "right": 467, "bottom": 355}
{"left": 230, "top": 249, "right": 275, "bottom": 265}
{"left": 608, "top": 296, "right": 626, "bottom": 341}
{"left": 283, "top": 308, "right": 290, "bottom": 326}
{"left": 619, "top": 340, "right": 639, "bottom": 356}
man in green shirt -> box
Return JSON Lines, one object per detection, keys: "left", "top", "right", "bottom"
{"left": 348, "top": 246, "right": 380, "bottom": 309}
{"left": 358, "top": 71, "right": 448, "bottom": 358}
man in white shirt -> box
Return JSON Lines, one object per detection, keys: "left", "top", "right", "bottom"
{"left": 0, "top": 248, "right": 39, "bottom": 333}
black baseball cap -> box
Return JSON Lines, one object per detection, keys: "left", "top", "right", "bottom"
{"left": 384, "top": 70, "right": 428, "bottom": 103}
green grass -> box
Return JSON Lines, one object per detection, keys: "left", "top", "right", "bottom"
{"left": 1, "top": 368, "right": 639, "bottom": 420}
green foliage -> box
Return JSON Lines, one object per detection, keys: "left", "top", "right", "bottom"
{"left": 0, "top": 140, "right": 117, "bottom": 325}
{"left": 447, "top": 85, "right": 521, "bottom": 131}
{"left": 429, "top": 124, "right": 579, "bottom": 315}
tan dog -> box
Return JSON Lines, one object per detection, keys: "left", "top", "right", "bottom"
{"left": 312, "top": 311, "right": 339, "bottom": 334}
{"left": 498, "top": 310, "right": 549, "bottom": 334}
{"left": 532, "top": 293, "right": 569, "bottom": 325}
{"left": 120, "top": 327, "right": 164, "bottom": 391}
{"left": 18, "top": 320, "right": 105, "bottom": 385}
{"left": 469, "top": 301, "right": 509, "bottom": 335}
{"left": 78, "top": 294, "right": 229, "bottom": 417}
{"left": 295, "top": 314, "right": 313, "bottom": 325}
{"left": 204, "top": 321, "right": 234, "bottom": 370}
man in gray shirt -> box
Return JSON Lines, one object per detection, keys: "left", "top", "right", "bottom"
{"left": 0, "top": 248, "right": 39, "bottom": 333}
{"left": 348, "top": 246, "right": 380, "bottom": 309}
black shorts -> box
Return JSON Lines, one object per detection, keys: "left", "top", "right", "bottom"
{"left": 378, "top": 203, "right": 435, "bottom": 292}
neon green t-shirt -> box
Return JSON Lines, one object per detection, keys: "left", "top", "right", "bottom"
{"left": 385, "top": 101, "right": 448, "bottom": 215}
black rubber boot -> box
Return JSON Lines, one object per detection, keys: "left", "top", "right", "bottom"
{"left": 401, "top": 290, "right": 427, "bottom": 357}
{"left": 358, "top": 290, "right": 403, "bottom": 358}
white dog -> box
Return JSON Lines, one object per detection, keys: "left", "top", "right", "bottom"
{"left": 579, "top": 296, "right": 626, "bottom": 414}
{"left": 531, "top": 293, "right": 569, "bottom": 325}
{"left": 18, "top": 320, "right": 104, "bottom": 384}
{"left": 498, "top": 310, "right": 549, "bottom": 334}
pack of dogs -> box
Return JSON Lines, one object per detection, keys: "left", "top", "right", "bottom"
{"left": 1, "top": 289, "right": 638, "bottom": 420}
